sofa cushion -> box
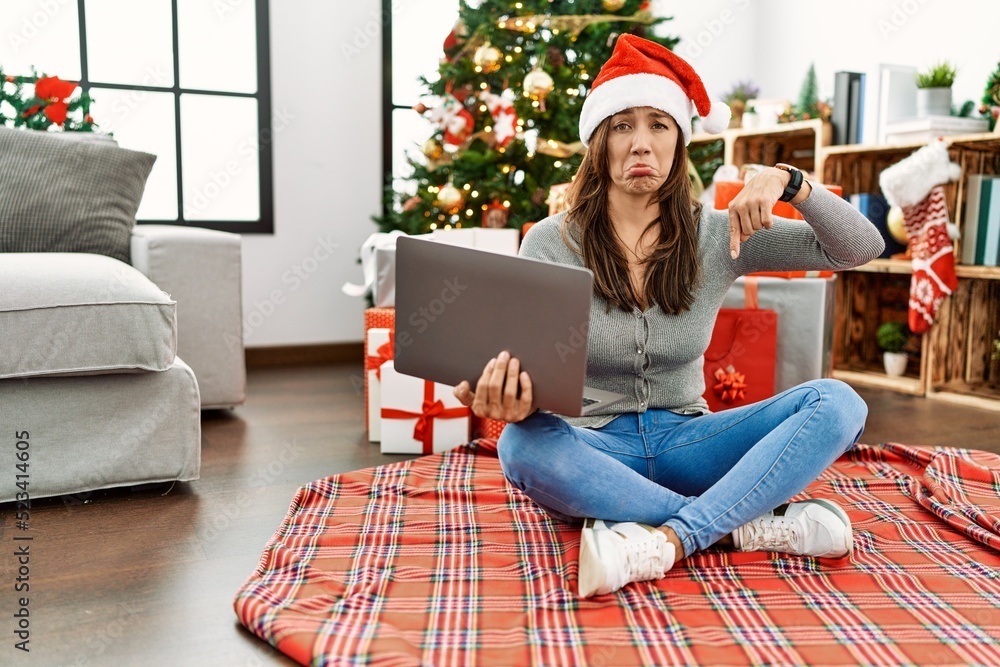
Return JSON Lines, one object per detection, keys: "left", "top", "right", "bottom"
{"left": 0, "top": 253, "right": 177, "bottom": 379}
{"left": 0, "top": 127, "right": 156, "bottom": 263}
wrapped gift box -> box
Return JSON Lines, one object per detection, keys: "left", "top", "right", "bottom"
{"left": 380, "top": 361, "right": 470, "bottom": 455}
{"left": 366, "top": 328, "right": 393, "bottom": 442}
{"left": 433, "top": 228, "right": 520, "bottom": 256}
{"left": 722, "top": 275, "right": 836, "bottom": 392}
{"left": 548, "top": 182, "right": 572, "bottom": 216}
{"left": 364, "top": 308, "right": 395, "bottom": 433}
{"left": 356, "top": 229, "right": 519, "bottom": 309}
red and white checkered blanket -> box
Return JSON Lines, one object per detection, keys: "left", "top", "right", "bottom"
{"left": 234, "top": 441, "right": 1000, "bottom": 666}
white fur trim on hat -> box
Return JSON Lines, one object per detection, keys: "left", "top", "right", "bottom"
{"left": 579, "top": 73, "right": 697, "bottom": 146}
{"left": 879, "top": 139, "right": 961, "bottom": 208}
{"left": 579, "top": 73, "right": 731, "bottom": 146}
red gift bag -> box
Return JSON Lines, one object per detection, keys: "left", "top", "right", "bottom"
{"left": 703, "top": 277, "right": 778, "bottom": 411}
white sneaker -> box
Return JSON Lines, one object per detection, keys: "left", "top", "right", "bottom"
{"left": 733, "top": 499, "right": 853, "bottom": 558}
{"left": 578, "top": 519, "right": 675, "bottom": 597}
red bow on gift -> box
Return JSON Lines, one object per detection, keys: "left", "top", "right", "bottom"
{"left": 712, "top": 366, "right": 748, "bottom": 403}
{"left": 365, "top": 331, "right": 395, "bottom": 380}
{"left": 381, "top": 381, "right": 470, "bottom": 454}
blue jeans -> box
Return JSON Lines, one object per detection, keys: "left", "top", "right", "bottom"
{"left": 497, "top": 379, "right": 867, "bottom": 557}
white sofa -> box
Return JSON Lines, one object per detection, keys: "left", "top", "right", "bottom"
{"left": 0, "top": 226, "right": 245, "bottom": 502}
{"left": 0, "top": 127, "right": 245, "bottom": 502}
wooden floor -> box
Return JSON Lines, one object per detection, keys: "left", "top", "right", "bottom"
{"left": 3, "top": 363, "right": 1000, "bottom": 666}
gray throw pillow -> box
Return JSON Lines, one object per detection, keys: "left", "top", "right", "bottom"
{"left": 0, "top": 127, "right": 156, "bottom": 263}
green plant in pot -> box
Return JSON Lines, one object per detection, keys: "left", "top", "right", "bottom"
{"left": 915, "top": 61, "right": 958, "bottom": 117}
{"left": 721, "top": 79, "right": 759, "bottom": 128}
{"left": 877, "top": 321, "right": 910, "bottom": 377}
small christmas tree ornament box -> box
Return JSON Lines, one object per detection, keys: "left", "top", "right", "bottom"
{"left": 380, "top": 361, "right": 470, "bottom": 455}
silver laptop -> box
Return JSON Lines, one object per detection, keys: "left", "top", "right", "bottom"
{"left": 393, "top": 235, "right": 625, "bottom": 417}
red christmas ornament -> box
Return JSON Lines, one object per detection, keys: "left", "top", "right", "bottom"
{"left": 417, "top": 94, "right": 473, "bottom": 146}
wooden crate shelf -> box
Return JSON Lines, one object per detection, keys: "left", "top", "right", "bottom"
{"left": 690, "top": 118, "right": 830, "bottom": 178}
{"left": 823, "top": 134, "right": 1000, "bottom": 410}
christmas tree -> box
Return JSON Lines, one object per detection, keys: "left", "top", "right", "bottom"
{"left": 981, "top": 58, "right": 1000, "bottom": 131}
{"left": 778, "top": 62, "right": 830, "bottom": 124}
{"left": 375, "top": 0, "right": 677, "bottom": 235}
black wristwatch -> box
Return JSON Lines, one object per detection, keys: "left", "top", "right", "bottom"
{"left": 775, "top": 163, "right": 804, "bottom": 203}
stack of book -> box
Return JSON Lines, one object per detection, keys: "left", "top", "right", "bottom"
{"left": 962, "top": 175, "right": 1000, "bottom": 266}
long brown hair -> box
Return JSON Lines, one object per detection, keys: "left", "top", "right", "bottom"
{"left": 563, "top": 116, "right": 702, "bottom": 314}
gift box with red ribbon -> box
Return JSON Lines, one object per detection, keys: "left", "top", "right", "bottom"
{"left": 380, "top": 360, "right": 470, "bottom": 455}
{"left": 363, "top": 308, "right": 395, "bottom": 434}
{"left": 366, "top": 328, "right": 394, "bottom": 442}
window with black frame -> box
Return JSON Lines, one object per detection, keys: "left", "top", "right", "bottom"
{"left": 0, "top": 0, "right": 273, "bottom": 234}
{"left": 383, "top": 0, "right": 458, "bottom": 212}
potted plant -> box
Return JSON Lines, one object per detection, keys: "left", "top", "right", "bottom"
{"left": 915, "top": 61, "right": 958, "bottom": 117}
{"left": 877, "top": 321, "right": 910, "bottom": 377}
{"left": 721, "top": 80, "right": 759, "bottom": 129}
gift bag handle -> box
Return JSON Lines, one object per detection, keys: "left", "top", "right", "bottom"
{"left": 705, "top": 277, "right": 760, "bottom": 362}
{"left": 744, "top": 275, "right": 758, "bottom": 310}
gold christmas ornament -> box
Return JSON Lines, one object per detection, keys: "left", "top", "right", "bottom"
{"left": 886, "top": 206, "right": 909, "bottom": 245}
{"left": 473, "top": 43, "right": 502, "bottom": 74}
{"left": 421, "top": 138, "right": 444, "bottom": 160}
{"left": 524, "top": 68, "right": 555, "bottom": 102}
{"left": 602, "top": 0, "right": 626, "bottom": 11}
{"left": 435, "top": 183, "right": 465, "bottom": 214}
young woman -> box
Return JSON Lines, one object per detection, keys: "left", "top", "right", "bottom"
{"left": 454, "top": 35, "right": 885, "bottom": 597}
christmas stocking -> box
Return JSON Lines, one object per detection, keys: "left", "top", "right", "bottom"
{"left": 879, "top": 139, "right": 961, "bottom": 334}
{"left": 899, "top": 185, "right": 958, "bottom": 333}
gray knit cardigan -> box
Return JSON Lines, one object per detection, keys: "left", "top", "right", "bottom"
{"left": 519, "top": 185, "right": 885, "bottom": 427}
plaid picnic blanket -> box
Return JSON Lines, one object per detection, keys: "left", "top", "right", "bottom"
{"left": 234, "top": 441, "right": 1000, "bottom": 666}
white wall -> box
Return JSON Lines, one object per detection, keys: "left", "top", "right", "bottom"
{"left": 242, "top": 0, "right": 384, "bottom": 348}
{"left": 660, "top": 0, "right": 999, "bottom": 128}
{"left": 257, "top": 0, "right": 1000, "bottom": 347}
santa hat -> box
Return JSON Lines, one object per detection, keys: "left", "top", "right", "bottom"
{"left": 578, "top": 34, "right": 730, "bottom": 147}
